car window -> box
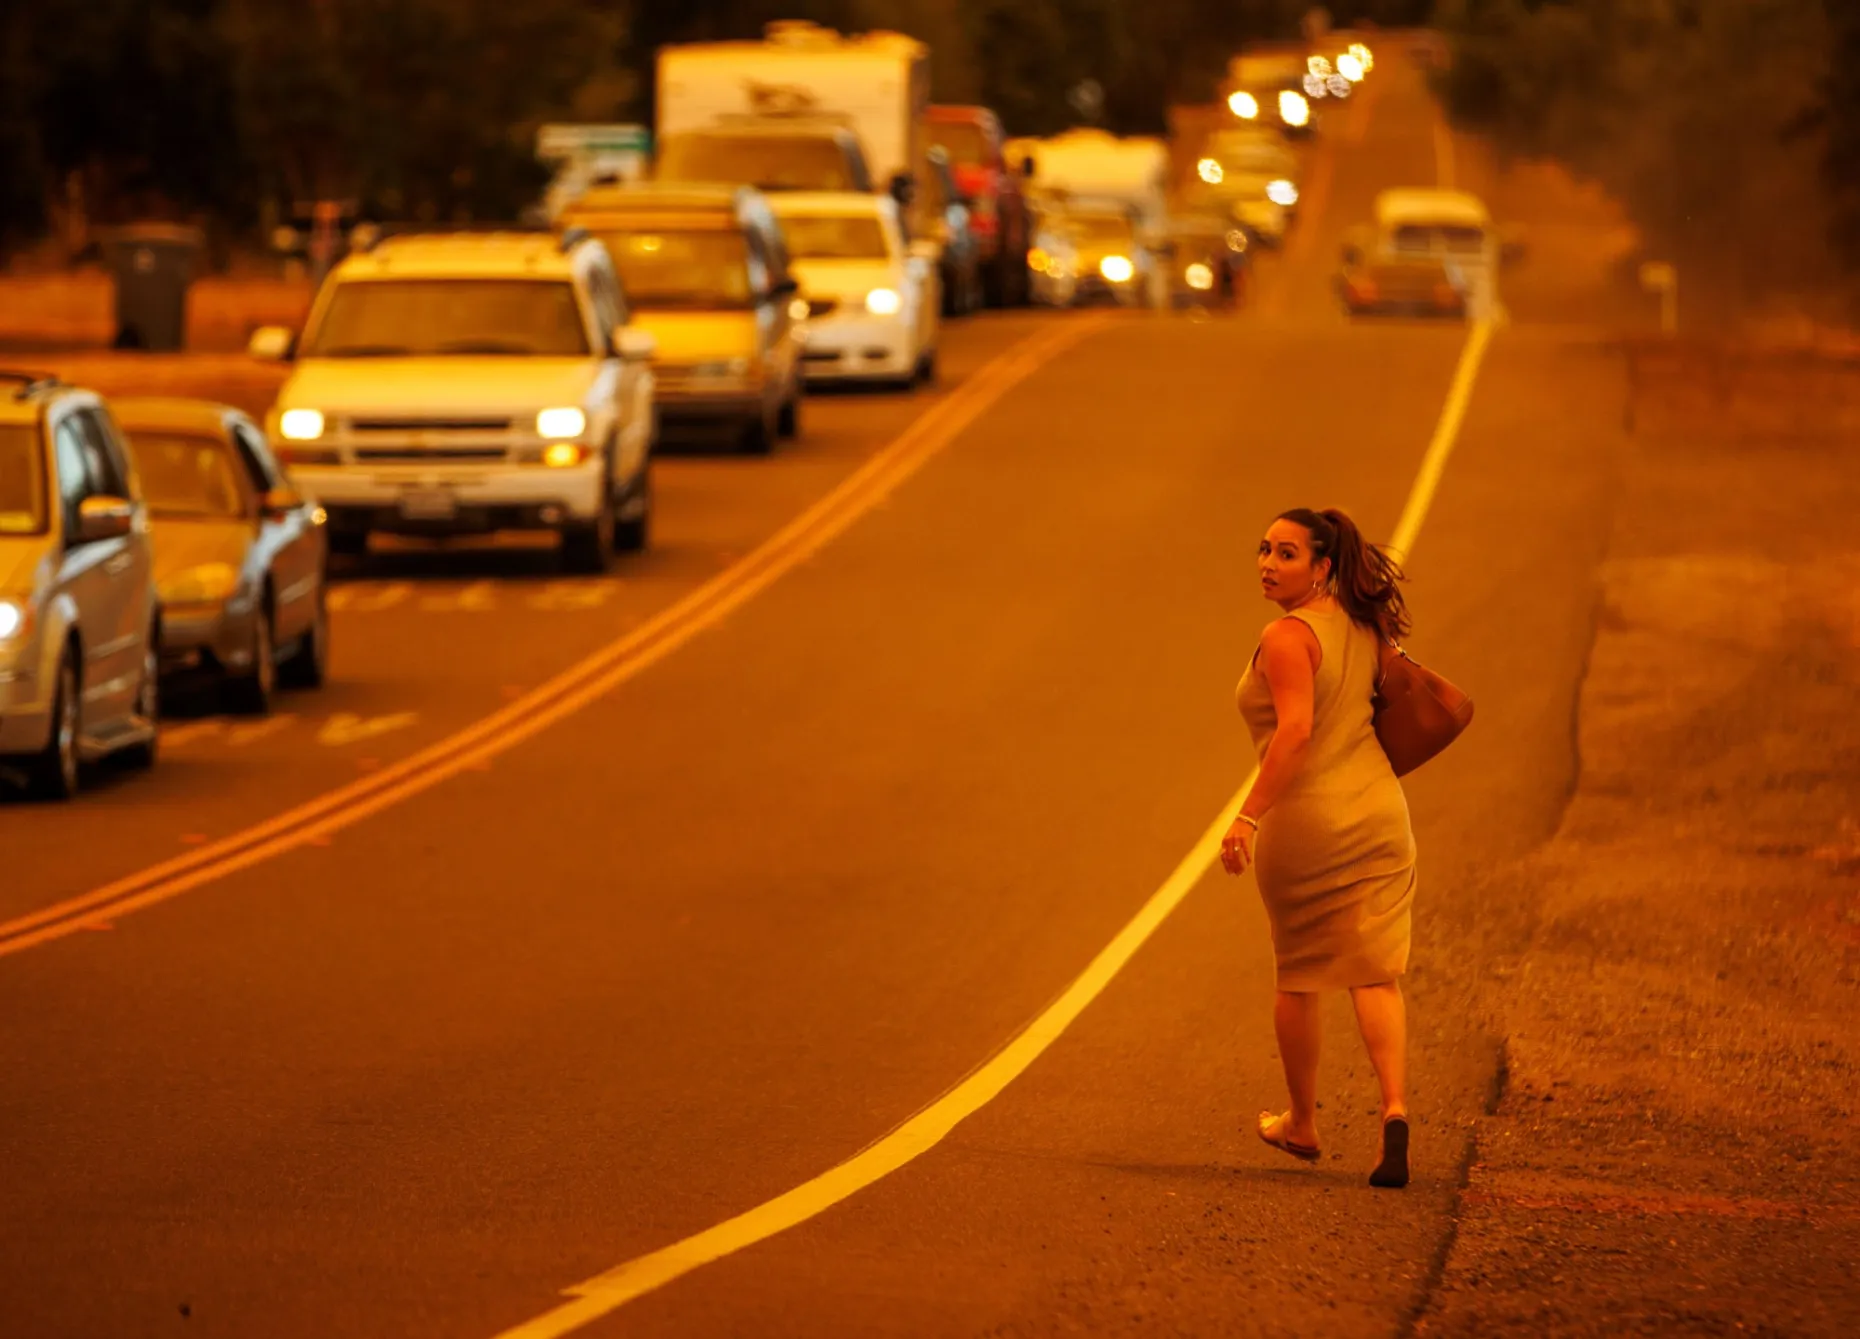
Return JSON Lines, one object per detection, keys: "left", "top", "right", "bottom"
{"left": 73, "top": 408, "right": 128, "bottom": 497}
{"left": 928, "top": 121, "right": 991, "bottom": 168}
{"left": 301, "top": 279, "right": 591, "bottom": 358}
{"left": 0, "top": 421, "right": 49, "bottom": 535}
{"left": 778, "top": 215, "right": 891, "bottom": 261}
{"left": 658, "top": 134, "right": 856, "bottom": 193}
{"left": 51, "top": 418, "right": 94, "bottom": 532}
{"left": 230, "top": 421, "right": 281, "bottom": 493}
{"left": 598, "top": 229, "right": 755, "bottom": 309}
{"left": 128, "top": 430, "right": 249, "bottom": 518}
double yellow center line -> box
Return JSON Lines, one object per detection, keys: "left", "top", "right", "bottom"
{"left": 0, "top": 316, "right": 1110, "bottom": 961}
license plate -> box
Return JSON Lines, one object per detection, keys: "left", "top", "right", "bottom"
{"left": 399, "top": 487, "right": 457, "bottom": 520}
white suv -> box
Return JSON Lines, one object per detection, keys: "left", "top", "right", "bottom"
{"left": 250, "top": 230, "right": 657, "bottom": 571}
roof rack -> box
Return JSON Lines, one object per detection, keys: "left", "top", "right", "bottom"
{"left": 351, "top": 221, "right": 557, "bottom": 254}
{"left": 0, "top": 369, "right": 64, "bottom": 401}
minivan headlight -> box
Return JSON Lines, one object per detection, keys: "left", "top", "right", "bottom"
{"left": 536, "top": 407, "right": 587, "bottom": 439}
{"left": 865, "top": 288, "right": 902, "bottom": 316}
{"left": 279, "top": 409, "right": 325, "bottom": 441}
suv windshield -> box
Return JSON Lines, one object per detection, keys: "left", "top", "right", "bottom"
{"left": 302, "top": 279, "right": 590, "bottom": 358}
{"left": 597, "top": 230, "right": 754, "bottom": 309}
{"left": 1392, "top": 224, "right": 1488, "bottom": 254}
{"left": 780, "top": 215, "right": 889, "bottom": 260}
{"left": 928, "top": 122, "right": 990, "bottom": 168}
{"left": 658, "top": 134, "right": 857, "bottom": 193}
{"left": 0, "top": 422, "right": 47, "bottom": 535}
{"left": 130, "top": 431, "right": 248, "bottom": 519}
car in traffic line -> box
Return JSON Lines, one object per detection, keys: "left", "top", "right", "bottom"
{"left": 767, "top": 193, "right": 941, "bottom": 388}
{"left": 1159, "top": 214, "right": 1252, "bottom": 310}
{"left": 1056, "top": 206, "right": 1153, "bottom": 307}
{"left": 111, "top": 398, "right": 329, "bottom": 713}
{"left": 0, "top": 372, "right": 159, "bottom": 799}
{"left": 922, "top": 146, "right": 984, "bottom": 317}
{"left": 1336, "top": 252, "right": 1468, "bottom": 318}
{"left": 559, "top": 183, "right": 806, "bottom": 454}
{"left": 928, "top": 104, "right": 1032, "bottom": 306}
{"left": 249, "top": 229, "right": 657, "bottom": 572}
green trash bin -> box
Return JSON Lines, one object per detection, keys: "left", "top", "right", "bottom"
{"left": 100, "top": 223, "right": 204, "bottom": 351}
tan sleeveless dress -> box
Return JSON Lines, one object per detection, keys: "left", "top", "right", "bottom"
{"left": 1235, "top": 606, "right": 1416, "bottom": 991}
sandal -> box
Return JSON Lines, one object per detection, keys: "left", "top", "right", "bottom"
{"left": 1256, "top": 1110, "right": 1322, "bottom": 1164}
{"left": 1370, "top": 1115, "right": 1410, "bottom": 1189}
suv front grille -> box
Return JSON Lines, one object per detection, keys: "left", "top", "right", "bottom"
{"left": 350, "top": 444, "right": 511, "bottom": 463}
{"left": 345, "top": 416, "right": 516, "bottom": 433}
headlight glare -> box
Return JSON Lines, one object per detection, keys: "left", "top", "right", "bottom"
{"left": 1185, "top": 263, "right": 1215, "bottom": 292}
{"left": 542, "top": 442, "right": 589, "bottom": 468}
{"left": 535, "top": 407, "right": 587, "bottom": 439}
{"left": 1267, "top": 179, "right": 1300, "bottom": 207}
{"left": 1099, "top": 255, "right": 1135, "bottom": 284}
{"left": 1280, "top": 90, "right": 1311, "bottom": 127}
{"left": 1228, "top": 91, "right": 1259, "bottom": 119}
{"left": 279, "top": 409, "right": 325, "bottom": 441}
{"left": 865, "top": 287, "right": 902, "bottom": 316}
{"left": 0, "top": 597, "right": 30, "bottom": 642}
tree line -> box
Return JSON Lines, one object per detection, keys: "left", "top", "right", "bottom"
{"left": 1435, "top": 0, "right": 1860, "bottom": 317}
{"left": 8, "top": 0, "right": 1436, "bottom": 261}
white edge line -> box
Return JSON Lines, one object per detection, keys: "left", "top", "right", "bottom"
{"left": 490, "top": 317, "right": 1500, "bottom": 1339}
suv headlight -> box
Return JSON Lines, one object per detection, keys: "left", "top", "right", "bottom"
{"left": 0, "top": 596, "right": 33, "bottom": 643}
{"left": 1100, "top": 255, "right": 1135, "bottom": 283}
{"left": 865, "top": 288, "right": 902, "bottom": 316}
{"left": 536, "top": 407, "right": 587, "bottom": 439}
{"left": 279, "top": 409, "right": 325, "bottom": 441}
{"left": 158, "top": 563, "right": 240, "bottom": 607}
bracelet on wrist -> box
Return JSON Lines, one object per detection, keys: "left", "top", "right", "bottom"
{"left": 1235, "top": 813, "right": 1261, "bottom": 831}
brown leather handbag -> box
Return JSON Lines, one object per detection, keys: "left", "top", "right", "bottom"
{"left": 1372, "top": 641, "right": 1474, "bottom": 777}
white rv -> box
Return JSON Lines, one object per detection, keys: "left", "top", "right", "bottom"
{"left": 1013, "top": 129, "right": 1171, "bottom": 307}
{"left": 655, "top": 21, "right": 931, "bottom": 235}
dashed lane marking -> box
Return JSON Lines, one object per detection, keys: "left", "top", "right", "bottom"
{"left": 489, "top": 317, "right": 1500, "bottom": 1338}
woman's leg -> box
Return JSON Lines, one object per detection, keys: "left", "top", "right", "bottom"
{"left": 1349, "top": 981, "right": 1408, "bottom": 1119}
{"left": 1272, "top": 989, "right": 1324, "bottom": 1140}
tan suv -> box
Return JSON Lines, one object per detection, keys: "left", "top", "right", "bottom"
{"left": 0, "top": 372, "right": 160, "bottom": 798}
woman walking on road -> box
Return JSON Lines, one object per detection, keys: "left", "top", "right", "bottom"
{"left": 1223, "top": 507, "right": 1417, "bottom": 1189}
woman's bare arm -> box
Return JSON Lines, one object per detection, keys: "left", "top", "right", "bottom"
{"left": 1241, "top": 618, "right": 1321, "bottom": 821}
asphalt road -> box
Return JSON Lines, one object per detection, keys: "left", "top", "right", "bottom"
{"left": 0, "top": 50, "right": 1635, "bottom": 1337}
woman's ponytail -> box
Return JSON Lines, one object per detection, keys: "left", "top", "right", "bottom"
{"left": 1278, "top": 506, "right": 1411, "bottom": 643}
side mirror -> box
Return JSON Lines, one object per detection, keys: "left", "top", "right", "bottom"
{"left": 74, "top": 495, "right": 134, "bottom": 544}
{"left": 614, "top": 327, "right": 657, "bottom": 362}
{"left": 888, "top": 171, "right": 916, "bottom": 207}
{"left": 1020, "top": 155, "right": 1037, "bottom": 179}
{"left": 261, "top": 484, "right": 304, "bottom": 518}
{"left": 1154, "top": 240, "right": 1178, "bottom": 259}
{"left": 248, "top": 325, "right": 295, "bottom": 362}
{"left": 770, "top": 276, "right": 800, "bottom": 299}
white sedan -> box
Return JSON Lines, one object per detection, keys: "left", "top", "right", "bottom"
{"left": 768, "top": 193, "right": 940, "bottom": 389}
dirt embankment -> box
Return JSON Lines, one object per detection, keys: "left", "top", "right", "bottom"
{"left": 1416, "top": 342, "right": 1860, "bottom": 1336}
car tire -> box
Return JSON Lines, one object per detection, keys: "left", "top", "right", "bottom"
{"left": 562, "top": 457, "right": 617, "bottom": 573}
{"left": 224, "top": 604, "right": 276, "bottom": 716}
{"left": 917, "top": 346, "right": 938, "bottom": 386}
{"left": 741, "top": 402, "right": 777, "bottom": 455}
{"left": 120, "top": 632, "right": 160, "bottom": 770}
{"left": 279, "top": 584, "right": 329, "bottom": 689}
{"left": 615, "top": 467, "right": 651, "bottom": 554}
{"left": 777, "top": 386, "right": 801, "bottom": 440}
{"left": 28, "top": 648, "right": 82, "bottom": 801}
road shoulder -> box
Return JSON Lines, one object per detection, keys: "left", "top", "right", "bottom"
{"left": 1415, "top": 339, "right": 1860, "bottom": 1336}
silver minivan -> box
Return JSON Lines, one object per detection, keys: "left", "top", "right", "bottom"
{"left": 0, "top": 373, "right": 160, "bottom": 798}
